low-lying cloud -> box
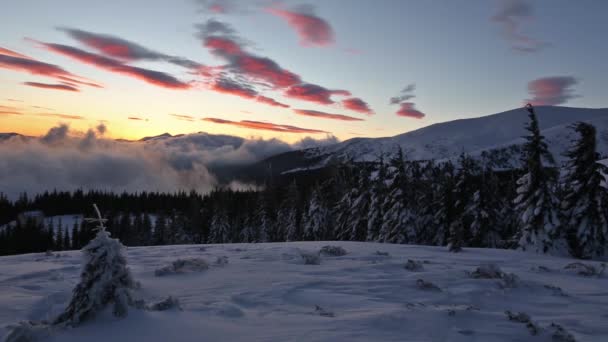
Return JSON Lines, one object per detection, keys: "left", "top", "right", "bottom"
{"left": 0, "top": 124, "right": 338, "bottom": 199}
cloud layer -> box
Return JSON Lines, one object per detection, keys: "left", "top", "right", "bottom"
{"left": 526, "top": 76, "right": 579, "bottom": 106}
{"left": 0, "top": 124, "right": 338, "bottom": 199}
{"left": 197, "top": 19, "right": 369, "bottom": 108}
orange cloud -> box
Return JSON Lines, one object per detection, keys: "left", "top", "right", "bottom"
{"left": 293, "top": 109, "right": 364, "bottom": 121}
{"left": 203, "top": 117, "right": 327, "bottom": 134}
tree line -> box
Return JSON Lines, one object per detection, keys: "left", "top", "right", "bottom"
{"left": 1, "top": 105, "right": 606, "bottom": 259}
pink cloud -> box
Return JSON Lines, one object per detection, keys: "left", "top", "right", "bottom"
{"left": 396, "top": 102, "right": 425, "bottom": 119}
{"left": 267, "top": 7, "right": 334, "bottom": 47}
{"left": 526, "top": 76, "right": 579, "bottom": 106}
{"left": 285, "top": 83, "right": 348, "bottom": 105}
{"left": 203, "top": 118, "right": 328, "bottom": 134}
{"left": 23, "top": 82, "right": 79, "bottom": 92}
{"left": 293, "top": 109, "right": 364, "bottom": 122}
{"left": 342, "top": 97, "right": 373, "bottom": 115}
{"left": 37, "top": 41, "right": 191, "bottom": 90}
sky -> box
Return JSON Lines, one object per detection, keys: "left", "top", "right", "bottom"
{"left": 1, "top": 0, "right": 607, "bottom": 142}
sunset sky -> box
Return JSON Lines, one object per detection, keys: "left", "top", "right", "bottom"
{"left": 1, "top": 0, "right": 607, "bottom": 142}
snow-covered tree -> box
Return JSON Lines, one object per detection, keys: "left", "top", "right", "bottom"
{"left": 278, "top": 181, "right": 301, "bottom": 241}
{"left": 303, "top": 187, "right": 330, "bottom": 240}
{"left": 467, "top": 164, "right": 503, "bottom": 248}
{"left": 433, "top": 162, "right": 456, "bottom": 246}
{"left": 367, "top": 156, "right": 387, "bottom": 241}
{"left": 448, "top": 153, "right": 476, "bottom": 252}
{"left": 514, "top": 104, "right": 561, "bottom": 254}
{"left": 208, "top": 210, "right": 231, "bottom": 243}
{"left": 560, "top": 122, "right": 608, "bottom": 259}
{"left": 54, "top": 204, "right": 136, "bottom": 326}
{"left": 380, "top": 148, "right": 416, "bottom": 243}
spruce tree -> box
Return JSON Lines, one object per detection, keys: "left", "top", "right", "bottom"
{"left": 433, "top": 162, "right": 456, "bottom": 246}
{"left": 54, "top": 204, "right": 136, "bottom": 326}
{"left": 560, "top": 122, "right": 608, "bottom": 258}
{"left": 303, "top": 187, "right": 330, "bottom": 241}
{"left": 279, "top": 181, "right": 301, "bottom": 242}
{"left": 343, "top": 167, "right": 371, "bottom": 241}
{"left": 448, "top": 154, "right": 476, "bottom": 252}
{"left": 380, "top": 148, "right": 416, "bottom": 243}
{"left": 366, "top": 156, "right": 387, "bottom": 241}
{"left": 513, "top": 104, "right": 560, "bottom": 254}
{"left": 467, "top": 164, "right": 503, "bottom": 248}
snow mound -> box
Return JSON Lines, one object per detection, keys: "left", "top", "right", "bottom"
{"left": 154, "top": 258, "right": 209, "bottom": 276}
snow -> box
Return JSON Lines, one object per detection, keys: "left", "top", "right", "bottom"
{"left": 1, "top": 241, "right": 607, "bottom": 341}
{"left": 298, "top": 106, "right": 608, "bottom": 165}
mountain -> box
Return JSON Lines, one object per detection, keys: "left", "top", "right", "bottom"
{"left": 254, "top": 106, "right": 608, "bottom": 175}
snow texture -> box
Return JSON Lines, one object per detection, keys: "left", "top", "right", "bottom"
{"left": 1, "top": 241, "right": 607, "bottom": 341}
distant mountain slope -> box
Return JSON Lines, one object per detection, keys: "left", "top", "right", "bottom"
{"left": 257, "top": 106, "right": 608, "bottom": 174}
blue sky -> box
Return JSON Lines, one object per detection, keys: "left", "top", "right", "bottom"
{"left": 1, "top": 0, "right": 606, "bottom": 141}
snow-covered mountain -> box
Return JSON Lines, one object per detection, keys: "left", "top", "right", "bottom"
{"left": 260, "top": 106, "right": 608, "bottom": 174}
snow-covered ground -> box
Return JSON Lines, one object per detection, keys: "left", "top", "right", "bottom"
{"left": 1, "top": 241, "right": 606, "bottom": 341}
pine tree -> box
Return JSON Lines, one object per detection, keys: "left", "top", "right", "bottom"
{"left": 71, "top": 221, "right": 81, "bottom": 249}
{"left": 339, "top": 167, "right": 371, "bottom": 241}
{"left": 560, "top": 122, "right": 608, "bottom": 258}
{"left": 433, "top": 162, "right": 456, "bottom": 246}
{"left": 448, "top": 154, "right": 476, "bottom": 252}
{"left": 54, "top": 204, "right": 136, "bottom": 326}
{"left": 303, "top": 187, "right": 330, "bottom": 241}
{"left": 514, "top": 104, "right": 560, "bottom": 254}
{"left": 55, "top": 222, "right": 64, "bottom": 251}
{"left": 379, "top": 148, "right": 416, "bottom": 243}
{"left": 367, "top": 156, "right": 387, "bottom": 241}
{"left": 467, "top": 164, "right": 503, "bottom": 248}
{"left": 153, "top": 214, "right": 168, "bottom": 245}
{"left": 279, "top": 181, "right": 301, "bottom": 241}
{"left": 208, "top": 210, "right": 231, "bottom": 243}
{"left": 63, "top": 224, "right": 71, "bottom": 251}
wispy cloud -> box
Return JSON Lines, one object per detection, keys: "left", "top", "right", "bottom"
{"left": 203, "top": 117, "right": 328, "bottom": 134}
{"left": 492, "top": 0, "right": 547, "bottom": 53}
{"left": 0, "top": 47, "right": 32, "bottom": 59}
{"left": 342, "top": 97, "right": 373, "bottom": 115}
{"left": 60, "top": 28, "right": 204, "bottom": 70}
{"left": 390, "top": 84, "right": 426, "bottom": 119}
{"left": 197, "top": 19, "right": 369, "bottom": 107}
{"left": 526, "top": 76, "right": 579, "bottom": 105}
{"left": 169, "top": 113, "right": 197, "bottom": 121}
{"left": 267, "top": 5, "right": 334, "bottom": 47}
{"left": 23, "top": 82, "right": 79, "bottom": 92}
{"left": 389, "top": 84, "right": 416, "bottom": 104}
{"left": 396, "top": 102, "right": 425, "bottom": 119}
{"left": 34, "top": 113, "right": 85, "bottom": 120}
{"left": 0, "top": 47, "right": 101, "bottom": 89}
{"left": 36, "top": 41, "right": 191, "bottom": 89}
{"left": 284, "top": 83, "right": 349, "bottom": 105}
{"left": 128, "top": 116, "right": 149, "bottom": 121}
{"left": 293, "top": 109, "right": 364, "bottom": 121}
